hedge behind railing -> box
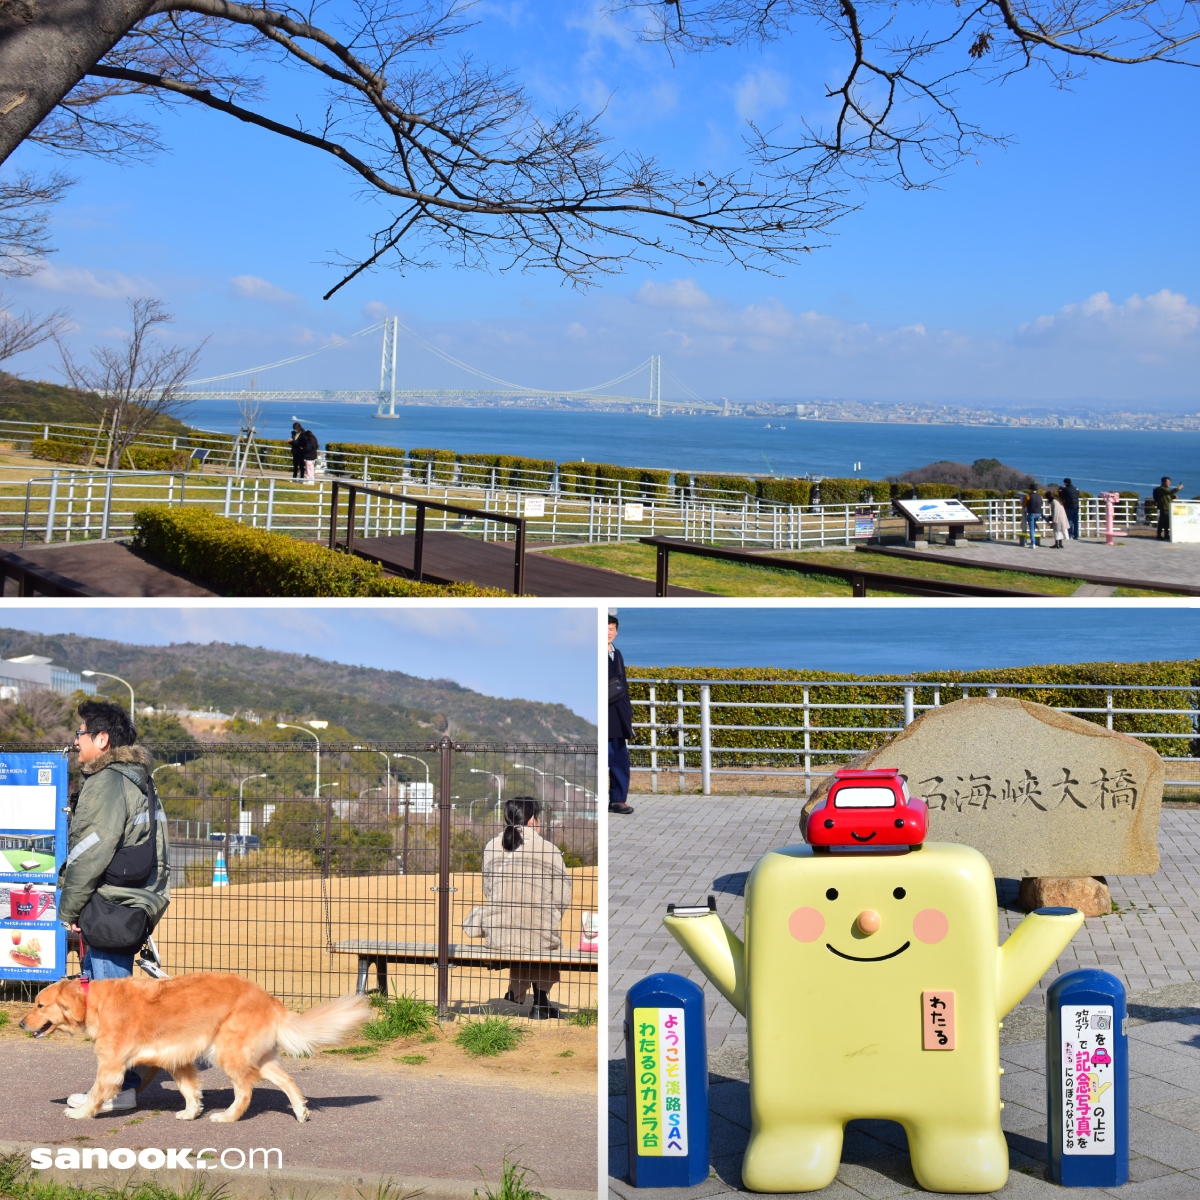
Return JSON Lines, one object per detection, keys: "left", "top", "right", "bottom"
{"left": 626, "top": 661, "right": 1200, "bottom": 767}
{"left": 131, "top": 506, "right": 505, "bottom": 597}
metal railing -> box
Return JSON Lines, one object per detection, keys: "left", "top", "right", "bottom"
{"left": 0, "top": 465, "right": 1145, "bottom": 555}
{"left": 328, "top": 480, "right": 528, "bottom": 595}
{"left": 627, "top": 678, "right": 1199, "bottom": 795}
{"left": 2, "top": 738, "right": 598, "bottom": 1018}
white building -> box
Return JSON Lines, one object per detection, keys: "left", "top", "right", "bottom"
{"left": 0, "top": 656, "right": 97, "bottom": 702}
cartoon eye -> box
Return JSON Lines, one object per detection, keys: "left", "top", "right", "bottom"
{"left": 893, "top": 887, "right": 906, "bottom": 899}
{"left": 826, "top": 888, "right": 839, "bottom": 901}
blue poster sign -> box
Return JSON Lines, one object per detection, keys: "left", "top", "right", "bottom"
{"left": 0, "top": 752, "right": 69, "bottom": 981}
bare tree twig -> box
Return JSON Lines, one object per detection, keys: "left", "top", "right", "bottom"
{"left": 0, "top": 293, "right": 69, "bottom": 364}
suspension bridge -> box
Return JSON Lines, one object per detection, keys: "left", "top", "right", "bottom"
{"left": 183, "top": 318, "right": 720, "bottom": 416}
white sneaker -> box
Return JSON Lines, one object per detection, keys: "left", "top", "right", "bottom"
{"left": 66, "top": 1088, "right": 136, "bottom": 1112}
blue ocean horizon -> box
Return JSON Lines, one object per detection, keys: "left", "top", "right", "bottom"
{"left": 615, "top": 608, "right": 1200, "bottom": 674}
{"left": 183, "top": 400, "right": 1197, "bottom": 497}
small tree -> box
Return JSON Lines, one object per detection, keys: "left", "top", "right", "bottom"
{"left": 0, "top": 293, "right": 67, "bottom": 367}
{"left": 58, "top": 297, "right": 205, "bottom": 469}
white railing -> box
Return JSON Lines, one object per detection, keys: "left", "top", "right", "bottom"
{"left": 628, "top": 678, "right": 1199, "bottom": 795}
{"left": 0, "top": 465, "right": 1145, "bottom": 552}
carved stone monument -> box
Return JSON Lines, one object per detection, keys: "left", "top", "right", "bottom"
{"left": 802, "top": 697, "right": 1164, "bottom": 916}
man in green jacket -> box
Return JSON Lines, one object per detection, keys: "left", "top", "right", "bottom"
{"left": 60, "top": 699, "right": 170, "bottom": 1114}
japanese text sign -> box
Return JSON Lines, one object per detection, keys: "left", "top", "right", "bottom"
{"left": 633, "top": 1006, "right": 688, "bottom": 1157}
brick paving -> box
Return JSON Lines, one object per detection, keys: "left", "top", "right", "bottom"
{"left": 608, "top": 796, "right": 1200, "bottom": 1197}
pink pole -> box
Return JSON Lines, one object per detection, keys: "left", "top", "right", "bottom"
{"left": 1100, "top": 491, "right": 1119, "bottom": 546}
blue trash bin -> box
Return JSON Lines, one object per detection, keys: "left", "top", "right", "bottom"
{"left": 625, "top": 972, "right": 710, "bottom": 1187}
{"left": 1046, "top": 966, "right": 1129, "bottom": 1187}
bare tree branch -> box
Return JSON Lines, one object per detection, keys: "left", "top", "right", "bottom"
{"left": 58, "top": 297, "right": 206, "bottom": 468}
{"left": 0, "top": 170, "right": 73, "bottom": 275}
{"left": 0, "top": 293, "right": 69, "bottom": 363}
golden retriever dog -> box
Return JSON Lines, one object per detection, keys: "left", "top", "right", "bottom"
{"left": 20, "top": 974, "right": 371, "bottom": 1123}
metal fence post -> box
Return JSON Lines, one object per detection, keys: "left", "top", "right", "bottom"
{"left": 223, "top": 475, "right": 233, "bottom": 518}
{"left": 44, "top": 470, "right": 59, "bottom": 543}
{"left": 700, "top": 684, "right": 712, "bottom": 795}
{"left": 903, "top": 686, "right": 915, "bottom": 727}
{"left": 436, "top": 735, "right": 453, "bottom": 1017}
{"left": 1107, "top": 690, "right": 1114, "bottom": 730}
{"left": 676, "top": 684, "right": 685, "bottom": 792}
{"left": 803, "top": 686, "right": 811, "bottom": 792}
{"left": 100, "top": 472, "right": 114, "bottom": 540}
{"left": 649, "top": 685, "right": 658, "bottom": 793}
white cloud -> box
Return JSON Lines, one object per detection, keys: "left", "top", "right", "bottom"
{"left": 29, "top": 264, "right": 153, "bottom": 299}
{"left": 634, "top": 278, "right": 714, "bottom": 311}
{"left": 362, "top": 300, "right": 393, "bottom": 320}
{"left": 231, "top": 275, "right": 298, "bottom": 304}
{"left": 1016, "top": 290, "right": 1200, "bottom": 358}
{"left": 733, "top": 69, "right": 790, "bottom": 122}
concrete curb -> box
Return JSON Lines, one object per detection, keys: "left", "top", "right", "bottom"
{"left": 0, "top": 1142, "right": 598, "bottom": 1200}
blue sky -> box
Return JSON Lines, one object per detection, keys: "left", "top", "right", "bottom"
{"left": 2, "top": 2, "right": 1198, "bottom": 405}
{"left": 0, "top": 606, "right": 598, "bottom": 723}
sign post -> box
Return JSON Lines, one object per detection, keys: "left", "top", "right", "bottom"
{"left": 625, "top": 971, "right": 709, "bottom": 1188}
{"left": 1046, "top": 967, "right": 1129, "bottom": 1187}
{"left": 892, "top": 497, "right": 983, "bottom": 548}
{"left": 0, "top": 752, "right": 69, "bottom": 983}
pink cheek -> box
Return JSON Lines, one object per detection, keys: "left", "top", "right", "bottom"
{"left": 788, "top": 907, "right": 825, "bottom": 942}
{"left": 913, "top": 909, "right": 949, "bottom": 944}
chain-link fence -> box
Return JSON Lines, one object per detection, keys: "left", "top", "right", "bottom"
{"left": 3, "top": 738, "right": 598, "bottom": 1018}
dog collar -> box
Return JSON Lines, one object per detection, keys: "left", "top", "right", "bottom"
{"left": 79, "top": 977, "right": 89, "bottom": 997}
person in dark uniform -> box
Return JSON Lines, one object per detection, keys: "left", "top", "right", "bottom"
{"left": 1153, "top": 476, "right": 1183, "bottom": 541}
{"left": 608, "top": 611, "right": 634, "bottom": 815}
{"left": 1060, "top": 478, "right": 1080, "bottom": 541}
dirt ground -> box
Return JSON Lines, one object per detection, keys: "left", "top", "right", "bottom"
{"left": 0, "top": 998, "right": 598, "bottom": 1093}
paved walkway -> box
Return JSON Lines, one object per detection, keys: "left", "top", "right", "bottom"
{"left": 0, "top": 1035, "right": 596, "bottom": 1198}
{"left": 861, "top": 537, "right": 1200, "bottom": 594}
{"left": 609, "top": 797, "right": 1200, "bottom": 1197}
{"left": 0, "top": 540, "right": 217, "bottom": 596}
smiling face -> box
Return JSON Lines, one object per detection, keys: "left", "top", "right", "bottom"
{"left": 742, "top": 841, "right": 1001, "bottom": 1120}
{"left": 18, "top": 979, "right": 86, "bottom": 1038}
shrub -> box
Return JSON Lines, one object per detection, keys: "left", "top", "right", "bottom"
{"left": 131, "top": 506, "right": 504, "bottom": 597}
{"left": 459, "top": 453, "right": 503, "bottom": 488}
{"left": 30, "top": 437, "right": 91, "bottom": 465}
{"left": 758, "top": 478, "right": 813, "bottom": 506}
{"left": 363, "top": 992, "right": 438, "bottom": 1041}
{"left": 814, "top": 478, "right": 890, "bottom": 506}
{"left": 409, "top": 447, "right": 457, "bottom": 483}
{"left": 959, "top": 488, "right": 1003, "bottom": 502}
{"left": 455, "top": 1017, "right": 528, "bottom": 1057}
{"left": 693, "top": 473, "right": 757, "bottom": 500}
{"left": 497, "top": 454, "right": 555, "bottom": 490}
{"left": 325, "top": 441, "right": 407, "bottom": 481}
{"left": 558, "top": 461, "right": 598, "bottom": 494}
{"left": 913, "top": 483, "right": 961, "bottom": 500}
{"left": 125, "top": 445, "right": 193, "bottom": 471}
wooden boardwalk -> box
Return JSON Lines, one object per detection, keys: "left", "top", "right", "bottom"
{"left": 352, "top": 532, "right": 708, "bottom": 596}
{"left": 0, "top": 540, "right": 217, "bottom": 597}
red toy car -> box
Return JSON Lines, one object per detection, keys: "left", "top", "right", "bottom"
{"left": 805, "top": 768, "right": 928, "bottom": 848}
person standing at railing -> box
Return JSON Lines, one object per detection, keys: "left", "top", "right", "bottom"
{"left": 608, "top": 610, "right": 634, "bottom": 816}
{"left": 1153, "top": 477, "right": 1184, "bottom": 541}
{"left": 1060, "top": 478, "right": 1080, "bottom": 540}
{"left": 464, "top": 797, "right": 571, "bottom": 1019}
{"left": 1047, "top": 490, "right": 1069, "bottom": 549}
{"left": 288, "top": 422, "right": 306, "bottom": 480}
{"left": 295, "top": 424, "right": 320, "bottom": 485}
{"left": 1023, "top": 489, "right": 1043, "bottom": 548}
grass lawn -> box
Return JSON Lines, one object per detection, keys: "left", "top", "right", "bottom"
{"left": 0, "top": 850, "right": 54, "bottom": 874}
{"left": 543, "top": 543, "right": 892, "bottom": 596}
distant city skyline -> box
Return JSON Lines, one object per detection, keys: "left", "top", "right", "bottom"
{"left": 2, "top": 6, "right": 1196, "bottom": 406}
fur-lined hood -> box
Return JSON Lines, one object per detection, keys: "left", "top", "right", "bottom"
{"left": 80, "top": 743, "right": 152, "bottom": 776}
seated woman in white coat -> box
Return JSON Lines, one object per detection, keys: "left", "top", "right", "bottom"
{"left": 464, "top": 797, "right": 572, "bottom": 1018}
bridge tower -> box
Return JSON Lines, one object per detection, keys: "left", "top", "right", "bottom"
{"left": 650, "top": 354, "right": 661, "bottom": 417}
{"left": 375, "top": 317, "right": 399, "bottom": 418}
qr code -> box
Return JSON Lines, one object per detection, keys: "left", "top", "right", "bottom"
{"left": 37, "top": 768, "right": 52, "bottom": 785}
{"left": 1091, "top": 1014, "right": 1112, "bottom": 1030}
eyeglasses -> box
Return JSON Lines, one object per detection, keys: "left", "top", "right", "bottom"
{"left": 74, "top": 728, "right": 91, "bottom": 741}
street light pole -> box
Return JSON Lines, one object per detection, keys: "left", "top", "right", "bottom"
{"left": 391, "top": 754, "right": 431, "bottom": 878}
{"left": 81, "top": 670, "right": 134, "bottom": 718}
{"left": 237, "top": 773, "right": 268, "bottom": 835}
{"left": 277, "top": 723, "right": 320, "bottom": 797}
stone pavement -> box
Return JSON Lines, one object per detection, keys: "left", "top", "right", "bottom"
{"left": 861, "top": 537, "right": 1200, "bottom": 594}
{"left": 608, "top": 796, "right": 1200, "bottom": 1197}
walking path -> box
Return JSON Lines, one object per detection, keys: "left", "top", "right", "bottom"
{"left": 0, "top": 1035, "right": 597, "bottom": 1199}
{"left": 0, "top": 541, "right": 217, "bottom": 596}
{"left": 609, "top": 797, "right": 1200, "bottom": 1198}
{"left": 861, "top": 537, "right": 1200, "bottom": 595}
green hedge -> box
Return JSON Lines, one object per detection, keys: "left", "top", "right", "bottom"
{"left": 816, "top": 477, "right": 890, "bottom": 505}
{"left": 30, "top": 437, "right": 91, "bottom": 465}
{"left": 326, "top": 441, "right": 407, "bottom": 480}
{"left": 556, "top": 461, "right": 671, "bottom": 498}
{"left": 408, "top": 448, "right": 457, "bottom": 483}
{"left": 693, "top": 474, "right": 757, "bottom": 500}
{"left": 498, "top": 454, "right": 555, "bottom": 490}
{"left": 625, "top": 661, "right": 1199, "bottom": 767}
{"left": 131, "top": 506, "right": 504, "bottom": 597}
{"left": 757, "top": 478, "right": 814, "bottom": 506}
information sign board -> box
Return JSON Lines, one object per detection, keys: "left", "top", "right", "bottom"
{"left": 893, "top": 498, "right": 982, "bottom": 527}
{"left": 0, "top": 752, "right": 68, "bottom": 982}
{"left": 1170, "top": 501, "right": 1200, "bottom": 544}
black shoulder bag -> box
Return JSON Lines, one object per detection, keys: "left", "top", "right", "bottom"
{"left": 78, "top": 775, "right": 159, "bottom": 954}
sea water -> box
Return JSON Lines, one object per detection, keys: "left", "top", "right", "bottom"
{"left": 615, "top": 608, "right": 1200, "bottom": 674}
{"left": 183, "top": 401, "right": 1198, "bottom": 496}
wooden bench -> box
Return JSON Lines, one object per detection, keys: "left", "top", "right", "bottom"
{"left": 330, "top": 939, "right": 598, "bottom": 995}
